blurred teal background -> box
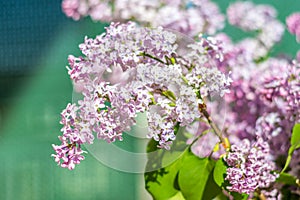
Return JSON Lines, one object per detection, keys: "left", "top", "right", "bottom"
{"left": 0, "top": 1, "right": 299, "bottom": 200}
{"left": 0, "top": 1, "right": 140, "bottom": 199}
{"left": 0, "top": 20, "right": 141, "bottom": 199}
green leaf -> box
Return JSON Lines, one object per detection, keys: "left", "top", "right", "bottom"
{"left": 162, "top": 151, "right": 185, "bottom": 167}
{"left": 281, "top": 123, "right": 300, "bottom": 173}
{"left": 144, "top": 124, "right": 190, "bottom": 200}
{"left": 168, "top": 191, "right": 186, "bottom": 200}
{"left": 178, "top": 151, "right": 220, "bottom": 200}
{"left": 202, "top": 169, "right": 222, "bottom": 200}
{"left": 213, "top": 158, "right": 228, "bottom": 187}
{"left": 277, "top": 172, "right": 299, "bottom": 186}
{"left": 230, "top": 192, "right": 249, "bottom": 200}
{"left": 145, "top": 135, "right": 187, "bottom": 200}
{"left": 145, "top": 153, "right": 184, "bottom": 200}
{"left": 144, "top": 164, "right": 179, "bottom": 200}
{"left": 291, "top": 123, "right": 300, "bottom": 149}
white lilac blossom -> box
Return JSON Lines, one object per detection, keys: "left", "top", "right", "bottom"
{"left": 52, "top": 103, "right": 89, "bottom": 170}
{"left": 61, "top": 0, "right": 225, "bottom": 36}
{"left": 227, "top": 2, "right": 277, "bottom": 32}
{"left": 225, "top": 137, "right": 278, "bottom": 195}
{"left": 52, "top": 22, "right": 230, "bottom": 169}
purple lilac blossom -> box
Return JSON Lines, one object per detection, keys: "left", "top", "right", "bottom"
{"left": 261, "top": 189, "right": 282, "bottom": 200}
{"left": 259, "top": 60, "right": 300, "bottom": 124}
{"left": 180, "top": 9, "right": 297, "bottom": 172}
{"left": 230, "top": 53, "right": 298, "bottom": 143}
{"left": 225, "top": 137, "right": 278, "bottom": 195}
{"left": 217, "top": 32, "right": 299, "bottom": 142}
{"left": 258, "top": 60, "right": 300, "bottom": 171}
{"left": 207, "top": 29, "right": 300, "bottom": 180}
{"left": 52, "top": 22, "right": 231, "bottom": 169}
{"left": 61, "top": 0, "right": 225, "bottom": 36}
{"left": 217, "top": 35, "right": 300, "bottom": 181}
{"left": 286, "top": 12, "right": 300, "bottom": 42}
{"left": 62, "top": 0, "right": 112, "bottom": 21}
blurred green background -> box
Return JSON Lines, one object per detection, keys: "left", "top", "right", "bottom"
{"left": 0, "top": 1, "right": 299, "bottom": 200}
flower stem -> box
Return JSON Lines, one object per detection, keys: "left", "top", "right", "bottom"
{"left": 198, "top": 103, "right": 228, "bottom": 148}
{"left": 139, "top": 52, "right": 167, "bottom": 65}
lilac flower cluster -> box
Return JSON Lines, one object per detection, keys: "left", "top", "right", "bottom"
{"left": 260, "top": 188, "right": 282, "bottom": 200}
{"left": 209, "top": 4, "right": 300, "bottom": 153}
{"left": 227, "top": 1, "right": 284, "bottom": 58}
{"left": 286, "top": 12, "right": 300, "bottom": 43}
{"left": 205, "top": 4, "right": 300, "bottom": 195}
{"left": 216, "top": 41, "right": 300, "bottom": 184}
{"left": 225, "top": 137, "right": 278, "bottom": 194}
{"left": 56, "top": 0, "right": 300, "bottom": 197}
{"left": 222, "top": 55, "right": 300, "bottom": 158}
{"left": 61, "top": 0, "right": 225, "bottom": 36}
{"left": 52, "top": 22, "right": 231, "bottom": 169}
{"left": 62, "top": 0, "right": 112, "bottom": 21}
{"left": 175, "top": 3, "right": 299, "bottom": 195}
{"left": 52, "top": 103, "right": 89, "bottom": 170}
{"left": 148, "top": 5, "right": 299, "bottom": 192}
{"left": 221, "top": 56, "right": 291, "bottom": 137}
{"left": 259, "top": 61, "right": 300, "bottom": 122}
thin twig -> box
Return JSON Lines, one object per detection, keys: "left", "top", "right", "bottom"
{"left": 198, "top": 103, "right": 227, "bottom": 146}
{"left": 139, "top": 52, "right": 167, "bottom": 65}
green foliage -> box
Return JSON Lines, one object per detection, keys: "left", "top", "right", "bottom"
{"left": 277, "top": 173, "right": 299, "bottom": 186}
{"left": 213, "top": 158, "right": 228, "bottom": 187}
{"left": 214, "top": 193, "right": 229, "bottom": 200}
{"left": 178, "top": 152, "right": 220, "bottom": 200}
{"left": 145, "top": 144, "right": 226, "bottom": 200}
{"left": 145, "top": 156, "right": 184, "bottom": 200}
{"left": 202, "top": 169, "right": 223, "bottom": 200}
{"left": 281, "top": 123, "right": 300, "bottom": 173}
{"left": 145, "top": 134, "right": 187, "bottom": 200}
{"left": 276, "top": 124, "right": 300, "bottom": 199}
{"left": 230, "top": 192, "right": 249, "bottom": 200}
{"left": 168, "top": 191, "right": 185, "bottom": 200}
{"left": 280, "top": 185, "right": 300, "bottom": 200}
{"left": 144, "top": 125, "right": 232, "bottom": 200}
{"left": 291, "top": 123, "right": 300, "bottom": 149}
